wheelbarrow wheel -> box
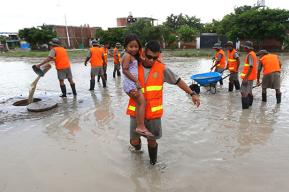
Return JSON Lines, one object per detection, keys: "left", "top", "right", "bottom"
{"left": 189, "top": 83, "right": 200, "bottom": 94}
{"left": 210, "top": 84, "right": 217, "bottom": 94}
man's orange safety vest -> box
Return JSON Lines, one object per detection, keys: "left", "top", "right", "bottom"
{"left": 113, "top": 48, "right": 120, "bottom": 64}
{"left": 260, "top": 54, "right": 281, "bottom": 75}
{"left": 102, "top": 47, "right": 108, "bottom": 65}
{"left": 126, "top": 61, "right": 165, "bottom": 119}
{"left": 227, "top": 49, "right": 238, "bottom": 72}
{"left": 241, "top": 51, "right": 257, "bottom": 80}
{"left": 90, "top": 47, "right": 104, "bottom": 68}
{"left": 215, "top": 49, "right": 226, "bottom": 69}
{"left": 53, "top": 47, "right": 70, "bottom": 70}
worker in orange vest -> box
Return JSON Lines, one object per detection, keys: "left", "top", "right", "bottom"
{"left": 127, "top": 40, "right": 200, "bottom": 165}
{"left": 225, "top": 41, "right": 240, "bottom": 92}
{"left": 35, "top": 38, "right": 77, "bottom": 97}
{"left": 210, "top": 42, "right": 226, "bottom": 85}
{"left": 113, "top": 42, "right": 121, "bottom": 78}
{"left": 256, "top": 50, "right": 282, "bottom": 103}
{"left": 84, "top": 40, "right": 106, "bottom": 90}
{"left": 98, "top": 42, "right": 109, "bottom": 82}
{"left": 240, "top": 41, "right": 257, "bottom": 109}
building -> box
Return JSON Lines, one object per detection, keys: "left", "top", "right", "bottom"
{"left": 117, "top": 15, "right": 157, "bottom": 27}
{"left": 0, "top": 32, "right": 19, "bottom": 50}
{"left": 47, "top": 25, "right": 101, "bottom": 48}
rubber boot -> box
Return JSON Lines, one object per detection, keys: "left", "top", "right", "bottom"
{"left": 97, "top": 75, "right": 100, "bottom": 82}
{"left": 70, "top": 83, "right": 77, "bottom": 96}
{"left": 89, "top": 79, "right": 95, "bottom": 91}
{"left": 113, "top": 71, "right": 116, "bottom": 78}
{"left": 276, "top": 93, "right": 281, "bottom": 104}
{"left": 117, "top": 70, "right": 121, "bottom": 77}
{"left": 130, "top": 138, "right": 141, "bottom": 151}
{"left": 219, "top": 79, "right": 223, "bottom": 86}
{"left": 234, "top": 80, "right": 240, "bottom": 90}
{"left": 60, "top": 85, "right": 67, "bottom": 97}
{"left": 248, "top": 94, "right": 253, "bottom": 106}
{"left": 262, "top": 93, "right": 267, "bottom": 102}
{"left": 148, "top": 143, "right": 158, "bottom": 165}
{"left": 101, "top": 77, "right": 106, "bottom": 88}
{"left": 241, "top": 97, "right": 249, "bottom": 109}
{"left": 104, "top": 73, "right": 107, "bottom": 81}
{"left": 228, "top": 82, "right": 234, "bottom": 92}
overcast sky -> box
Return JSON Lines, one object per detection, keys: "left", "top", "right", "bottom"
{"left": 1, "top": 0, "right": 288, "bottom": 32}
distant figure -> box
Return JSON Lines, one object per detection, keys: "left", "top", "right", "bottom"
{"left": 240, "top": 41, "right": 257, "bottom": 109}
{"left": 113, "top": 42, "right": 122, "bottom": 78}
{"left": 211, "top": 42, "right": 226, "bottom": 85}
{"left": 225, "top": 41, "right": 240, "bottom": 92}
{"left": 36, "top": 38, "right": 77, "bottom": 97}
{"left": 84, "top": 40, "right": 106, "bottom": 90}
{"left": 256, "top": 50, "right": 282, "bottom": 103}
{"left": 98, "top": 42, "right": 109, "bottom": 82}
{"left": 122, "top": 34, "right": 154, "bottom": 138}
{"left": 127, "top": 40, "right": 200, "bottom": 165}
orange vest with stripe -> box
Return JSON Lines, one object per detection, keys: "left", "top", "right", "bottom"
{"left": 53, "top": 47, "right": 70, "bottom": 70}
{"left": 90, "top": 47, "right": 104, "bottom": 67}
{"left": 241, "top": 51, "right": 257, "bottom": 80}
{"left": 260, "top": 54, "right": 281, "bottom": 75}
{"left": 114, "top": 48, "right": 120, "bottom": 64}
{"left": 227, "top": 49, "right": 238, "bottom": 72}
{"left": 102, "top": 47, "right": 108, "bottom": 64}
{"left": 215, "top": 49, "right": 226, "bottom": 69}
{"left": 126, "top": 61, "right": 165, "bottom": 119}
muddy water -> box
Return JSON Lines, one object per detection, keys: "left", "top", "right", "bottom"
{"left": 1, "top": 55, "right": 289, "bottom": 192}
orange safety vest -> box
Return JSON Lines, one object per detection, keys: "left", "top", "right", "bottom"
{"left": 90, "top": 47, "right": 104, "bottom": 68}
{"left": 53, "top": 47, "right": 70, "bottom": 70}
{"left": 126, "top": 61, "right": 165, "bottom": 119}
{"left": 114, "top": 48, "right": 121, "bottom": 64}
{"left": 102, "top": 47, "right": 108, "bottom": 64}
{"left": 241, "top": 51, "right": 257, "bottom": 80}
{"left": 215, "top": 49, "right": 226, "bottom": 69}
{"left": 260, "top": 54, "right": 281, "bottom": 75}
{"left": 227, "top": 49, "right": 238, "bottom": 72}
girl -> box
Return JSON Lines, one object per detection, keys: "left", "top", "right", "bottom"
{"left": 122, "top": 34, "right": 154, "bottom": 138}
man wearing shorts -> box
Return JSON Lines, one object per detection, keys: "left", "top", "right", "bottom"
{"left": 127, "top": 40, "right": 200, "bottom": 165}
{"left": 36, "top": 38, "right": 77, "bottom": 97}
{"left": 84, "top": 40, "right": 106, "bottom": 90}
{"left": 240, "top": 41, "right": 257, "bottom": 109}
{"left": 225, "top": 41, "right": 240, "bottom": 92}
{"left": 256, "top": 50, "right": 282, "bottom": 103}
{"left": 211, "top": 42, "right": 226, "bottom": 85}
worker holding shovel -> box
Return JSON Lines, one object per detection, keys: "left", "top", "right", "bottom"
{"left": 33, "top": 38, "right": 77, "bottom": 97}
{"left": 210, "top": 42, "right": 226, "bottom": 86}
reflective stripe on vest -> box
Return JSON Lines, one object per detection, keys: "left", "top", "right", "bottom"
{"left": 53, "top": 47, "right": 70, "bottom": 70}
{"left": 128, "top": 104, "right": 163, "bottom": 113}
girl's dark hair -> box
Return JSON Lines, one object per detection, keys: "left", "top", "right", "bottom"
{"left": 124, "top": 34, "right": 142, "bottom": 62}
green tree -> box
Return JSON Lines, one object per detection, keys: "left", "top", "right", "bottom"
{"left": 177, "top": 25, "right": 198, "bottom": 42}
{"left": 202, "top": 19, "right": 221, "bottom": 33}
{"left": 18, "top": 25, "right": 56, "bottom": 50}
{"left": 164, "top": 13, "right": 202, "bottom": 31}
{"left": 217, "top": 6, "right": 289, "bottom": 46}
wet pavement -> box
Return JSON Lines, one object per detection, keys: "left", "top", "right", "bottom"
{"left": 0, "top": 55, "right": 289, "bottom": 192}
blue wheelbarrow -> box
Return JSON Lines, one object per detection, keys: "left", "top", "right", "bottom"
{"left": 190, "top": 72, "right": 230, "bottom": 94}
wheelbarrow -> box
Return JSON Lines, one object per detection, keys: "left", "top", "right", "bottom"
{"left": 190, "top": 71, "right": 230, "bottom": 94}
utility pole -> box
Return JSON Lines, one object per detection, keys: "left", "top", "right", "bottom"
{"left": 64, "top": 14, "right": 71, "bottom": 48}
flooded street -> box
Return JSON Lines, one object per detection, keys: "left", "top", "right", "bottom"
{"left": 1, "top": 55, "right": 289, "bottom": 192}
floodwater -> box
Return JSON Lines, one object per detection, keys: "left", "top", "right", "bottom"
{"left": 0, "top": 54, "right": 289, "bottom": 192}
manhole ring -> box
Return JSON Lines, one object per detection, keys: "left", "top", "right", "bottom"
{"left": 12, "top": 98, "right": 41, "bottom": 106}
